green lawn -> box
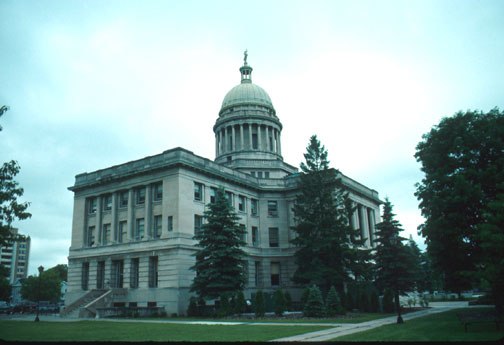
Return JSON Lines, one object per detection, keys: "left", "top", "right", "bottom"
{"left": 333, "top": 308, "right": 504, "bottom": 342}
{"left": 0, "top": 320, "right": 330, "bottom": 342}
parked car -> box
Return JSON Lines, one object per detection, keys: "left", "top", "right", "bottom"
{"left": 10, "top": 302, "right": 37, "bottom": 314}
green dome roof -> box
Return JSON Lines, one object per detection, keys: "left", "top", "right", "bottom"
{"left": 221, "top": 82, "right": 273, "bottom": 109}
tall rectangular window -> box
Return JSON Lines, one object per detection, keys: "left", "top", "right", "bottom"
{"left": 119, "top": 191, "right": 128, "bottom": 208}
{"left": 254, "top": 261, "right": 261, "bottom": 287}
{"left": 210, "top": 187, "right": 217, "bottom": 203}
{"left": 271, "top": 262, "right": 280, "bottom": 286}
{"left": 269, "top": 227, "right": 279, "bottom": 247}
{"left": 251, "top": 198, "right": 258, "bottom": 216}
{"left": 238, "top": 195, "right": 246, "bottom": 212}
{"left": 81, "top": 262, "right": 89, "bottom": 290}
{"left": 97, "top": 261, "right": 105, "bottom": 289}
{"left": 194, "top": 182, "right": 204, "bottom": 201}
{"left": 111, "top": 260, "right": 124, "bottom": 288}
{"left": 153, "top": 215, "right": 162, "bottom": 239}
{"left": 136, "top": 187, "right": 146, "bottom": 205}
{"left": 88, "top": 197, "right": 97, "bottom": 214}
{"left": 194, "top": 215, "right": 203, "bottom": 236}
{"left": 268, "top": 200, "right": 278, "bottom": 217}
{"left": 252, "top": 226, "right": 259, "bottom": 246}
{"left": 167, "top": 216, "right": 173, "bottom": 232}
{"left": 118, "top": 221, "right": 127, "bottom": 243}
{"left": 130, "top": 258, "right": 139, "bottom": 288}
{"left": 135, "top": 218, "right": 144, "bottom": 241}
{"left": 102, "top": 223, "right": 111, "bottom": 245}
{"left": 152, "top": 182, "right": 163, "bottom": 201}
{"left": 252, "top": 133, "right": 258, "bottom": 149}
{"left": 148, "top": 256, "right": 158, "bottom": 288}
{"left": 85, "top": 226, "right": 95, "bottom": 247}
{"left": 102, "top": 194, "right": 112, "bottom": 211}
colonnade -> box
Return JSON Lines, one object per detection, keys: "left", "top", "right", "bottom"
{"left": 351, "top": 204, "right": 377, "bottom": 248}
{"left": 215, "top": 122, "right": 282, "bottom": 156}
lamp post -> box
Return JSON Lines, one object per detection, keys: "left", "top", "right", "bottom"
{"left": 34, "top": 265, "right": 44, "bottom": 322}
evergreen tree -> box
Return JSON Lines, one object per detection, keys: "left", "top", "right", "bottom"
{"left": 273, "top": 289, "right": 286, "bottom": 316}
{"left": 0, "top": 264, "right": 10, "bottom": 301}
{"left": 190, "top": 187, "right": 247, "bottom": 302}
{"left": 254, "top": 290, "right": 265, "bottom": 317}
{"left": 382, "top": 288, "right": 395, "bottom": 313}
{"left": 303, "top": 285, "right": 325, "bottom": 317}
{"left": 284, "top": 290, "right": 292, "bottom": 311}
{"left": 373, "top": 199, "right": 417, "bottom": 323}
{"left": 21, "top": 269, "right": 62, "bottom": 303}
{"left": 325, "top": 285, "right": 344, "bottom": 316}
{"left": 234, "top": 291, "right": 247, "bottom": 315}
{"left": 369, "top": 289, "right": 380, "bottom": 313}
{"left": 292, "top": 135, "right": 371, "bottom": 293}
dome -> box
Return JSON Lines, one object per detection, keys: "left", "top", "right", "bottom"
{"left": 221, "top": 83, "right": 273, "bottom": 109}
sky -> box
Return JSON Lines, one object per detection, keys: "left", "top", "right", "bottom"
{"left": 1, "top": 0, "right": 503, "bottom": 276}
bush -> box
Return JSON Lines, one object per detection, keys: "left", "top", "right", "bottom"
{"left": 284, "top": 290, "right": 292, "bottom": 310}
{"left": 234, "top": 291, "right": 246, "bottom": 315}
{"left": 254, "top": 290, "right": 265, "bottom": 317}
{"left": 187, "top": 297, "right": 199, "bottom": 317}
{"left": 301, "top": 287, "right": 310, "bottom": 307}
{"left": 304, "top": 285, "right": 325, "bottom": 317}
{"left": 325, "top": 286, "right": 344, "bottom": 316}
{"left": 273, "top": 289, "right": 286, "bottom": 316}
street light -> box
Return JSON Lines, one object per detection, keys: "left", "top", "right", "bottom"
{"left": 34, "top": 265, "right": 44, "bottom": 322}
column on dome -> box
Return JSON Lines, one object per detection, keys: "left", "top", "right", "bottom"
{"left": 266, "top": 126, "right": 270, "bottom": 151}
{"left": 240, "top": 124, "right": 244, "bottom": 151}
{"left": 232, "top": 125, "right": 236, "bottom": 151}
{"left": 277, "top": 131, "right": 282, "bottom": 155}
{"left": 248, "top": 123, "right": 253, "bottom": 150}
{"left": 257, "top": 125, "right": 262, "bottom": 150}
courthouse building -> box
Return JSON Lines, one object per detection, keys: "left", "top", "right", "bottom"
{"left": 65, "top": 55, "right": 381, "bottom": 317}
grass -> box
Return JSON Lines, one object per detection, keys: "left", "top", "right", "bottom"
{"left": 332, "top": 308, "right": 504, "bottom": 342}
{"left": 0, "top": 320, "right": 330, "bottom": 342}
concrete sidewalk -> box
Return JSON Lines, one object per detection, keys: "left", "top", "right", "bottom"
{"left": 271, "top": 301, "right": 470, "bottom": 342}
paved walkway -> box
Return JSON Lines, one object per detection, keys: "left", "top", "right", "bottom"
{"left": 271, "top": 301, "right": 471, "bottom": 342}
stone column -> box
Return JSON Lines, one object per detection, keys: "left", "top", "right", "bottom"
{"left": 266, "top": 126, "right": 270, "bottom": 151}
{"left": 258, "top": 125, "right": 263, "bottom": 150}
{"left": 215, "top": 132, "right": 218, "bottom": 157}
{"left": 127, "top": 189, "right": 134, "bottom": 242}
{"left": 96, "top": 197, "right": 102, "bottom": 245}
{"left": 277, "top": 131, "right": 282, "bottom": 155}
{"left": 111, "top": 192, "right": 118, "bottom": 243}
{"left": 232, "top": 125, "right": 236, "bottom": 151}
{"left": 145, "top": 185, "right": 152, "bottom": 240}
{"left": 240, "top": 124, "right": 244, "bottom": 151}
{"left": 367, "top": 208, "right": 376, "bottom": 246}
{"left": 249, "top": 123, "right": 253, "bottom": 149}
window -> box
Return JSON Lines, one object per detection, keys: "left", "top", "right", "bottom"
{"left": 153, "top": 215, "right": 162, "bottom": 239}
{"left": 252, "top": 226, "right": 259, "bottom": 246}
{"left": 270, "top": 262, "right": 280, "bottom": 286}
{"left": 251, "top": 171, "right": 256, "bottom": 177}
{"left": 265, "top": 171, "right": 270, "bottom": 178}
{"left": 239, "top": 224, "right": 246, "bottom": 243}
{"left": 167, "top": 216, "right": 173, "bottom": 232}
{"left": 238, "top": 195, "right": 246, "bottom": 212}
{"left": 147, "top": 301, "right": 157, "bottom": 307}
{"left": 251, "top": 198, "right": 258, "bottom": 216}
{"left": 254, "top": 261, "right": 261, "bottom": 287}
{"left": 102, "top": 224, "right": 111, "bottom": 245}
{"left": 153, "top": 182, "right": 163, "bottom": 201}
{"left": 130, "top": 258, "right": 139, "bottom": 288}
{"left": 257, "top": 171, "right": 263, "bottom": 178}
{"left": 102, "top": 194, "right": 112, "bottom": 211}
{"left": 118, "top": 221, "right": 127, "bottom": 243}
{"left": 225, "top": 191, "right": 234, "bottom": 207}
{"left": 88, "top": 197, "right": 97, "bottom": 214}
{"left": 252, "top": 133, "right": 258, "bottom": 149}
{"left": 85, "top": 226, "right": 95, "bottom": 247}
{"left": 81, "top": 262, "right": 89, "bottom": 290}
{"left": 136, "top": 187, "right": 146, "bottom": 205}
{"left": 135, "top": 218, "right": 144, "bottom": 240}
{"left": 194, "top": 215, "right": 203, "bottom": 236}
{"left": 111, "top": 260, "right": 124, "bottom": 288}
{"left": 210, "top": 187, "right": 217, "bottom": 203}
{"left": 97, "top": 261, "right": 105, "bottom": 289}
{"left": 194, "top": 182, "right": 204, "bottom": 201}
{"left": 149, "top": 256, "right": 158, "bottom": 288}
{"left": 119, "top": 191, "right": 128, "bottom": 208}
{"left": 269, "top": 227, "right": 279, "bottom": 247}
{"left": 267, "top": 200, "right": 278, "bottom": 217}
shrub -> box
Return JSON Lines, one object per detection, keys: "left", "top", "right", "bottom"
{"left": 254, "top": 290, "right": 265, "bottom": 317}
{"left": 304, "top": 285, "right": 325, "bottom": 317}
{"left": 284, "top": 290, "right": 292, "bottom": 310}
{"left": 301, "top": 287, "right": 310, "bottom": 307}
{"left": 273, "top": 289, "right": 286, "bottom": 316}
{"left": 187, "top": 297, "right": 199, "bottom": 317}
{"left": 234, "top": 291, "right": 246, "bottom": 315}
{"left": 325, "top": 286, "right": 344, "bottom": 316}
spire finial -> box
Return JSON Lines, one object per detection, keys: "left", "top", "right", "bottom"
{"left": 244, "top": 49, "right": 248, "bottom": 65}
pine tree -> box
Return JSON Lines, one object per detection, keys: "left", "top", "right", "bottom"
{"left": 273, "top": 289, "right": 286, "bottom": 316}
{"left": 325, "top": 285, "right": 344, "bottom": 316}
{"left": 190, "top": 187, "right": 247, "bottom": 302}
{"left": 303, "top": 285, "right": 325, "bottom": 317}
{"left": 292, "top": 135, "right": 371, "bottom": 293}
{"left": 373, "top": 198, "right": 417, "bottom": 323}
{"left": 234, "top": 291, "right": 247, "bottom": 315}
{"left": 254, "top": 290, "right": 265, "bottom": 317}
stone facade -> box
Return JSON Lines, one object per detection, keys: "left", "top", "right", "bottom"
{"left": 66, "top": 56, "right": 381, "bottom": 316}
